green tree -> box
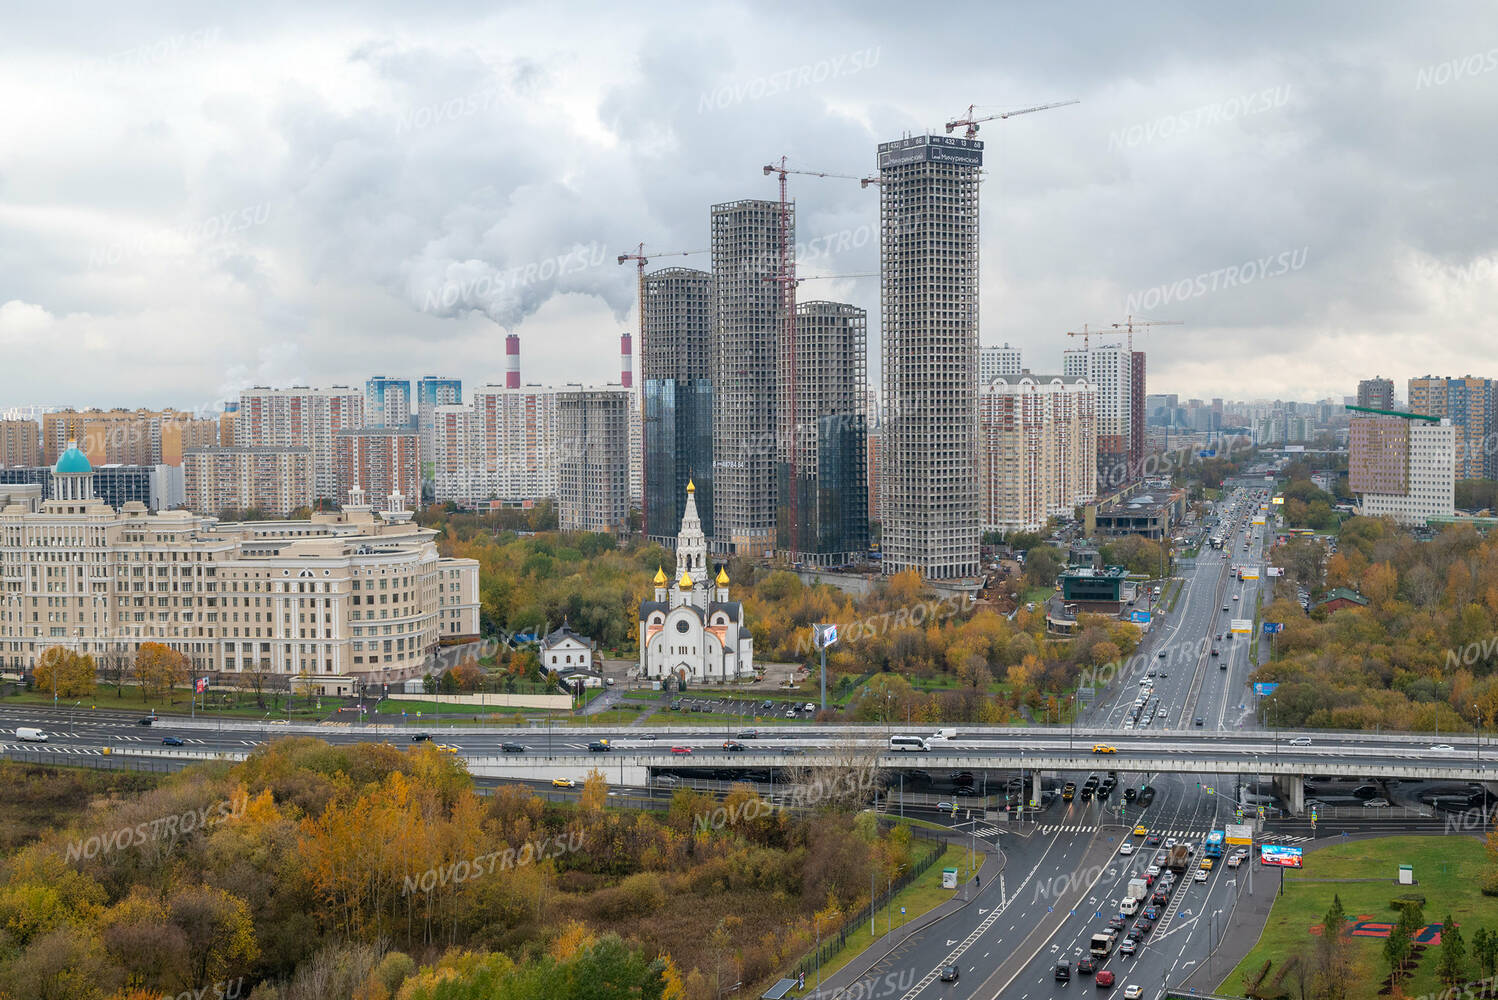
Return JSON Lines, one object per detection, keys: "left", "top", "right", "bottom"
{"left": 1384, "top": 918, "right": 1412, "bottom": 982}
{"left": 1314, "top": 894, "right": 1351, "bottom": 1000}
{"left": 1023, "top": 546, "right": 1064, "bottom": 588}
{"left": 1474, "top": 926, "right": 1498, "bottom": 977}
{"left": 1438, "top": 912, "right": 1468, "bottom": 986}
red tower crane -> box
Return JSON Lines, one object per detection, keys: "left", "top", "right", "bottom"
{"left": 761, "top": 158, "right": 862, "bottom": 558}
{"left": 616, "top": 244, "right": 706, "bottom": 535}
{"left": 944, "top": 100, "right": 1080, "bottom": 140}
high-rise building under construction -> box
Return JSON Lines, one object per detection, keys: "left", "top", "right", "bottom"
{"left": 875, "top": 134, "right": 983, "bottom": 580}
{"left": 710, "top": 199, "right": 787, "bottom": 558}
{"left": 642, "top": 267, "right": 715, "bottom": 544}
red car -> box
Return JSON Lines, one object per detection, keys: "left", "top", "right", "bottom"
{"left": 1096, "top": 971, "right": 1115, "bottom": 988}
{"left": 670, "top": 746, "right": 693, "bottom": 755}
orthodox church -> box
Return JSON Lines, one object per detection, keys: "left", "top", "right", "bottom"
{"left": 638, "top": 481, "right": 755, "bottom": 683}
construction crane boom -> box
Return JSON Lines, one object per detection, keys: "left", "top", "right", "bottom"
{"left": 945, "top": 99, "right": 1080, "bottom": 140}
{"left": 1109, "top": 315, "right": 1184, "bottom": 352}
{"left": 616, "top": 244, "right": 706, "bottom": 534}
{"left": 1064, "top": 323, "right": 1106, "bottom": 353}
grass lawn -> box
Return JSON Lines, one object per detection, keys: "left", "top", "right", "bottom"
{"left": 1023, "top": 586, "right": 1055, "bottom": 609}
{"left": 0, "top": 685, "right": 331, "bottom": 720}
{"left": 798, "top": 843, "right": 984, "bottom": 992}
{"left": 1221, "top": 835, "right": 1497, "bottom": 1000}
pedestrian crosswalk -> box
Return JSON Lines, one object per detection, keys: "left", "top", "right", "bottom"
{"left": 1037, "top": 824, "right": 1215, "bottom": 839}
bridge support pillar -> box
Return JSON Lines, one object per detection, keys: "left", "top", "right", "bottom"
{"left": 1274, "top": 773, "right": 1304, "bottom": 815}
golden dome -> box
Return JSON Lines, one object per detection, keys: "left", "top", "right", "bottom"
{"left": 687, "top": 478, "right": 696, "bottom": 494}
{"left": 716, "top": 566, "right": 729, "bottom": 586}
{"left": 679, "top": 571, "right": 694, "bottom": 589}
{"left": 653, "top": 566, "right": 667, "bottom": 586}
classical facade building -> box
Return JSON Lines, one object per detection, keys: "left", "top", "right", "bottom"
{"left": 0, "top": 443, "right": 479, "bottom": 694}
{"left": 638, "top": 482, "right": 753, "bottom": 683}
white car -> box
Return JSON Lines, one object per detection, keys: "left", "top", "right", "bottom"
{"left": 1194, "top": 868, "right": 1209, "bottom": 882}
{"left": 1163, "top": 838, "right": 1178, "bottom": 849}
{"left": 1124, "top": 985, "right": 1144, "bottom": 999}
{"left": 1119, "top": 842, "right": 1135, "bottom": 855}
{"left": 1363, "top": 798, "right": 1391, "bottom": 808}
{"left": 1430, "top": 744, "right": 1455, "bottom": 752}
{"left": 1145, "top": 865, "right": 1161, "bottom": 877}
{"left": 1289, "top": 737, "right": 1312, "bottom": 746}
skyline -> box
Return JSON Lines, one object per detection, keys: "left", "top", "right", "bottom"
{"left": 4, "top": 2, "right": 1498, "bottom": 406}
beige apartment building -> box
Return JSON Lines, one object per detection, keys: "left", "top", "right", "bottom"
{"left": 42, "top": 409, "right": 220, "bottom": 466}
{"left": 0, "top": 420, "right": 40, "bottom": 468}
{"left": 0, "top": 444, "right": 479, "bottom": 694}
{"left": 979, "top": 374, "right": 1098, "bottom": 533}
{"left": 182, "top": 446, "right": 315, "bottom": 517}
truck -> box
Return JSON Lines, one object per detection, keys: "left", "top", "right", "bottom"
{"left": 1090, "top": 932, "right": 1116, "bottom": 958}
{"left": 1125, "top": 877, "right": 1149, "bottom": 901}
{"left": 1204, "top": 830, "right": 1225, "bottom": 858}
{"left": 1168, "top": 845, "right": 1191, "bottom": 871}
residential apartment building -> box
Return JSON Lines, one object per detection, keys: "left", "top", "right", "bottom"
{"left": 1064, "top": 343, "right": 1142, "bottom": 487}
{"left": 415, "top": 377, "right": 463, "bottom": 487}
{"left": 236, "top": 387, "right": 365, "bottom": 504}
{"left": 711, "top": 199, "right": 786, "bottom": 558}
{"left": 1348, "top": 409, "right": 1455, "bottom": 525}
{"left": 0, "top": 446, "right": 479, "bottom": 692}
{"left": 365, "top": 376, "right": 414, "bottom": 428}
{"left": 783, "top": 301, "right": 869, "bottom": 565}
{"left": 642, "top": 267, "right": 715, "bottom": 545}
{"left": 979, "top": 343, "right": 1023, "bottom": 386}
{"left": 1407, "top": 375, "right": 1495, "bottom": 480}
{"left": 557, "top": 387, "right": 630, "bottom": 534}
{"left": 0, "top": 420, "right": 40, "bottom": 468}
{"left": 466, "top": 385, "right": 559, "bottom": 505}
{"left": 41, "top": 408, "right": 218, "bottom": 467}
{"left": 182, "top": 446, "right": 315, "bottom": 516}
{"left": 979, "top": 374, "right": 1097, "bottom": 533}
{"left": 876, "top": 134, "right": 983, "bottom": 580}
{"left": 1357, "top": 377, "right": 1396, "bottom": 411}
{"left": 335, "top": 428, "right": 420, "bottom": 511}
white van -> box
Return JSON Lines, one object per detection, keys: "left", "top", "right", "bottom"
{"left": 930, "top": 728, "right": 957, "bottom": 741}
{"left": 1119, "top": 897, "right": 1140, "bottom": 916}
{"left": 15, "top": 728, "right": 47, "bottom": 742}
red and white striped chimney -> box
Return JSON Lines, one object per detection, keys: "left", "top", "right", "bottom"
{"left": 620, "top": 332, "right": 633, "bottom": 388}
{"left": 505, "top": 333, "right": 520, "bottom": 388}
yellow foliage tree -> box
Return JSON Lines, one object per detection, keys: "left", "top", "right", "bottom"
{"left": 134, "top": 642, "right": 188, "bottom": 702}
{"left": 33, "top": 645, "right": 97, "bottom": 699}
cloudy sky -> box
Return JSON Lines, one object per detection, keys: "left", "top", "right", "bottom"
{"left": 2, "top": 0, "right": 1496, "bottom": 412}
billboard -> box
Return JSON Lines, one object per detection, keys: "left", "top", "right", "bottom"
{"left": 877, "top": 135, "right": 984, "bottom": 168}
{"left": 1230, "top": 618, "right": 1253, "bottom": 634}
{"left": 1225, "top": 823, "right": 1253, "bottom": 845}
{"left": 1252, "top": 516, "right": 1267, "bottom": 526}
{"left": 1267, "top": 566, "right": 1284, "bottom": 577}
{"left": 1261, "top": 845, "right": 1303, "bottom": 868}
{"left": 1262, "top": 622, "right": 1284, "bottom": 634}
{"left": 1253, "top": 682, "right": 1280, "bottom": 696}
{"left": 1272, "top": 496, "right": 1285, "bottom": 505}
{"left": 1130, "top": 610, "right": 1152, "bottom": 623}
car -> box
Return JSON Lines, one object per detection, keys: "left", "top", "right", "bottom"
{"left": 1233, "top": 595, "right": 1240, "bottom": 601}
{"left": 761, "top": 699, "right": 774, "bottom": 710}
{"left": 1108, "top": 915, "right": 1127, "bottom": 930}
{"left": 1077, "top": 957, "right": 1097, "bottom": 975}
{"left": 1224, "top": 606, "right": 1230, "bottom": 612}
{"left": 804, "top": 703, "right": 817, "bottom": 713}
{"left": 1199, "top": 858, "right": 1214, "bottom": 871}
{"left": 1125, "top": 927, "right": 1142, "bottom": 942}
{"left": 434, "top": 744, "right": 459, "bottom": 754}
{"left": 1216, "top": 633, "right": 1222, "bottom": 640}
{"left": 1133, "top": 824, "right": 1148, "bottom": 836}
{"left": 1095, "top": 969, "right": 1116, "bottom": 988}
{"left": 270, "top": 719, "right": 289, "bottom": 725}
{"left": 1124, "top": 984, "right": 1143, "bottom": 998}
{"left": 1156, "top": 651, "right": 1165, "bottom": 658}
{"left": 940, "top": 964, "right": 959, "bottom": 983}
{"left": 637, "top": 733, "right": 657, "bottom": 741}
{"left": 736, "top": 730, "right": 758, "bottom": 739}
{"left": 1146, "top": 834, "right": 1161, "bottom": 846}
{"left": 1164, "top": 838, "right": 1178, "bottom": 849}
{"left": 1226, "top": 855, "right": 1244, "bottom": 869}
{"left": 1055, "top": 961, "right": 1072, "bottom": 981}
{"left": 1142, "top": 906, "right": 1159, "bottom": 921}
{"left": 1159, "top": 671, "right": 1168, "bottom": 678}
{"left": 936, "top": 801, "right": 953, "bottom": 811}
{"left": 1119, "top": 939, "right": 1137, "bottom": 956}
{"left": 1289, "top": 736, "right": 1312, "bottom": 746}
{"left": 1138, "top": 786, "right": 1156, "bottom": 806}
{"left": 136, "top": 717, "right": 154, "bottom": 726}
{"left": 410, "top": 733, "right": 432, "bottom": 742}
{"left": 501, "top": 742, "right": 526, "bottom": 753}
{"left": 552, "top": 778, "right": 575, "bottom": 788}
{"left": 1146, "top": 865, "right": 1161, "bottom": 877}
{"left": 1194, "top": 717, "right": 1204, "bottom": 726}
{"left": 1151, "top": 891, "right": 1168, "bottom": 906}
{"left": 670, "top": 746, "right": 693, "bottom": 755}
{"left": 1210, "top": 648, "right": 1219, "bottom": 657}
{"left": 161, "top": 736, "right": 184, "bottom": 746}
{"left": 1153, "top": 851, "right": 1168, "bottom": 865}
{"left": 722, "top": 741, "right": 746, "bottom": 752}
{"left": 1124, "top": 788, "right": 1138, "bottom": 801}
{"left": 1156, "top": 708, "right": 1168, "bottom": 717}
{"left": 1430, "top": 744, "right": 1456, "bottom": 752}
{"left": 1195, "top": 868, "right": 1209, "bottom": 882}
{"left": 1119, "top": 842, "right": 1134, "bottom": 856}
{"left": 588, "top": 740, "right": 612, "bottom": 752}
{"left": 1364, "top": 797, "right": 1391, "bottom": 808}
{"left": 1136, "top": 918, "right": 1153, "bottom": 935}
{"left": 1093, "top": 744, "right": 1118, "bottom": 754}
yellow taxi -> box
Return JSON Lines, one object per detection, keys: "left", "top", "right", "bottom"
{"left": 1092, "top": 744, "right": 1117, "bottom": 754}
{"left": 433, "top": 744, "right": 459, "bottom": 754}
{"left": 1199, "top": 858, "right": 1214, "bottom": 871}
{"left": 1133, "top": 825, "right": 1148, "bottom": 837}
{"left": 552, "top": 777, "right": 576, "bottom": 788}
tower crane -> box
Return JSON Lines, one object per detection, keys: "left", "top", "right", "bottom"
{"left": 944, "top": 100, "right": 1080, "bottom": 140}
{"left": 761, "top": 158, "right": 862, "bottom": 558}
{"left": 1109, "top": 316, "right": 1183, "bottom": 353}
{"left": 617, "top": 244, "right": 706, "bottom": 533}
{"left": 1064, "top": 323, "right": 1108, "bottom": 353}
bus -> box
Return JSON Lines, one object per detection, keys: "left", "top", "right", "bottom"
{"left": 889, "top": 735, "right": 929, "bottom": 752}
{"left": 1204, "top": 829, "right": 1225, "bottom": 857}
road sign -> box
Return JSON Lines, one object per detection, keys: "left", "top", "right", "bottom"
{"left": 1230, "top": 619, "right": 1253, "bottom": 634}
{"left": 1225, "top": 823, "right": 1252, "bottom": 845}
{"left": 1261, "top": 622, "right": 1284, "bottom": 634}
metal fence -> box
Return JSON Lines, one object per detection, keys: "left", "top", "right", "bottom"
{"left": 792, "top": 839, "right": 947, "bottom": 982}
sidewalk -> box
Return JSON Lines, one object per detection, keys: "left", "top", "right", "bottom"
{"left": 800, "top": 831, "right": 1006, "bottom": 999}
{"left": 1178, "top": 862, "right": 1281, "bottom": 993}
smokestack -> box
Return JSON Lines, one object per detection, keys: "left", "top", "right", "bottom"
{"left": 505, "top": 333, "right": 520, "bottom": 389}
{"left": 620, "top": 332, "right": 633, "bottom": 389}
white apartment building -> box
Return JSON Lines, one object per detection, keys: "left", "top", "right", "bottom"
{"left": 979, "top": 343, "right": 1023, "bottom": 386}
{"left": 426, "top": 386, "right": 560, "bottom": 507}
{"left": 0, "top": 444, "right": 479, "bottom": 694}
{"left": 236, "top": 387, "right": 365, "bottom": 505}
{"left": 1064, "top": 343, "right": 1134, "bottom": 479}
{"left": 979, "top": 374, "right": 1098, "bottom": 533}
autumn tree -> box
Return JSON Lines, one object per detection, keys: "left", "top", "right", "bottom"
{"left": 33, "top": 646, "right": 97, "bottom": 699}
{"left": 165, "top": 885, "right": 258, "bottom": 993}
{"left": 134, "top": 643, "right": 188, "bottom": 703}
